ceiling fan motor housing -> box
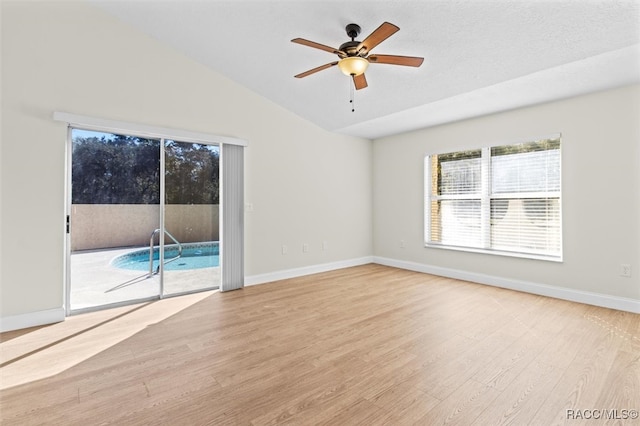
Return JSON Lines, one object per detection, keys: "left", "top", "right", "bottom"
{"left": 339, "top": 40, "right": 361, "bottom": 57}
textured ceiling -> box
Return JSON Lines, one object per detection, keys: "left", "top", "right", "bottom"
{"left": 91, "top": 0, "right": 640, "bottom": 139}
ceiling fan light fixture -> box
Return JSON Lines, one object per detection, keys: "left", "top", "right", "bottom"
{"left": 338, "top": 56, "right": 369, "bottom": 76}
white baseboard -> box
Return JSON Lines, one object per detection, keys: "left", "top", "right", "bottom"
{"left": 373, "top": 256, "right": 640, "bottom": 314}
{"left": 245, "top": 256, "right": 374, "bottom": 287}
{"left": 0, "top": 308, "right": 66, "bottom": 333}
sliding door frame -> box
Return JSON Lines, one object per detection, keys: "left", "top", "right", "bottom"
{"left": 58, "top": 112, "right": 247, "bottom": 315}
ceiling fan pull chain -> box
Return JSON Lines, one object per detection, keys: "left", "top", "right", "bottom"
{"left": 350, "top": 75, "right": 355, "bottom": 112}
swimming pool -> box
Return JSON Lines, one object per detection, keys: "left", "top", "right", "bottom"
{"left": 111, "top": 242, "right": 219, "bottom": 271}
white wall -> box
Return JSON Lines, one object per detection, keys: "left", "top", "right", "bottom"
{"left": 373, "top": 85, "right": 640, "bottom": 307}
{"left": 0, "top": 1, "right": 372, "bottom": 325}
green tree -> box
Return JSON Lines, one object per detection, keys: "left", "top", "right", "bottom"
{"left": 72, "top": 133, "right": 219, "bottom": 205}
{"left": 72, "top": 135, "right": 160, "bottom": 204}
{"left": 165, "top": 141, "right": 219, "bottom": 204}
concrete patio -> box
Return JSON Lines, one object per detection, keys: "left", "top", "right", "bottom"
{"left": 70, "top": 246, "right": 220, "bottom": 311}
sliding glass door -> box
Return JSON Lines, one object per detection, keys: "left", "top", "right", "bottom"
{"left": 68, "top": 129, "right": 162, "bottom": 311}
{"left": 67, "top": 129, "right": 220, "bottom": 313}
{"left": 162, "top": 140, "right": 221, "bottom": 296}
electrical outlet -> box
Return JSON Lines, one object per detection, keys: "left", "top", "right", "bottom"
{"left": 282, "top": 245, "right": 288, "bottom": 255}
{"left": 303, "top": 243, "right": 309, "bottom": 253}
{"left": 322, "top": 241, "right": 328, "bottom": 251}
{"left": 400, "top": 240, "right": 406, "bottom": 249}
{"left": 620, "top": 264, "right": 631, "bottom": 277}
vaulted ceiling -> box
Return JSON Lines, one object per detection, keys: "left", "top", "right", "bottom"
{"left": 92, "top": 0, "right": 640, "bottom": 139}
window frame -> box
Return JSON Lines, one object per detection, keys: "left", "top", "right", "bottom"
{"left": 424, "top": 135, "right": 562, "bottom": 262}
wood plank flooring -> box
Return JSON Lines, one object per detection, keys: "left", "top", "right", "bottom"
{"left": 1, "top": 264, "right": 639, "bottom": 425}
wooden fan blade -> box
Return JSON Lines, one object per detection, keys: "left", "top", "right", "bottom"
{"left": 368, "top": 54, "right": 424, "bottom": 67}
{"left": 294, "top": 61, "right": 339, "bottom": 78}
{"left": 353, "top": 73, "right": 368, "bottom": 90}
{"left": 291, "top": 38, "right": 341, "bottom": 55}
{"left": 356, "top": 22, "right": 399, "bottom": 55}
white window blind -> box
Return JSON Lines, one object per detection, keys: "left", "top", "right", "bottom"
{"left": 425, "top": 136, "right": 562, "bottom": 260}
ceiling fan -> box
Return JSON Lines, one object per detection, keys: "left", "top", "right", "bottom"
{"left": 292, "top": 22, "right": 424, "bottom": 90}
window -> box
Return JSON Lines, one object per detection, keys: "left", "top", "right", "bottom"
{"left": 425, "top": 135, "right": 561, "bottom": 261}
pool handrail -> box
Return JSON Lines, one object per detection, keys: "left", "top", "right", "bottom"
{"left": 149, "top": 229, "right": 183, "bottom": 276}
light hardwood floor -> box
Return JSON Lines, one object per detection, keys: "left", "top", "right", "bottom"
{"left": 1, "top": 264, "right": 639, "bottom": 425}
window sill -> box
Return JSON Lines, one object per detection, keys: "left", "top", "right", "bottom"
{"left": 424, "top": 243, "right": 563, "bottom": 263}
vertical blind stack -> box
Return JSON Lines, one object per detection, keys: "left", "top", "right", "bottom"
{"left": 221, "top": 143, "right": 245, "bottom": 291}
